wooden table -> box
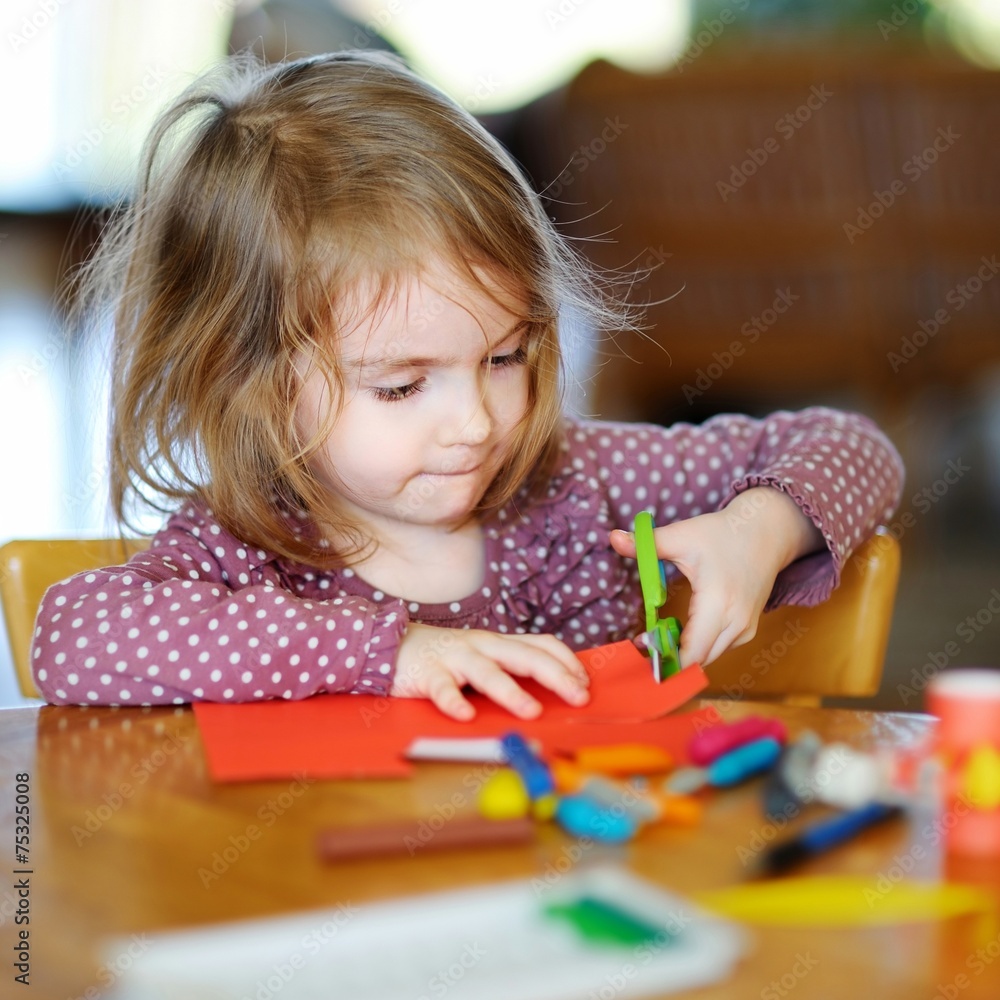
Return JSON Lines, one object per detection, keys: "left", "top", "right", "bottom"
{"left": 3, "top": 699, "right": 1000, "bottom": 999}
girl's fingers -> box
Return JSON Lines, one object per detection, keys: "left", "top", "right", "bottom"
{"left": 479, "top": 635, "right": 589, "bottom": 706}
{"left": 610, "top": 525, "right": 685, "bottom": 565}
{"left": 424, "top": 669, "right": 476, "bottom": 721}
{"left": 701, "top": 622, "right": 748, "bottom": 668}
{"left": 727, "top": 624, "right": 759, "bottom": 649}
{"left": 399, "top": 626, "right": 589, "bottom": 720}
{"left": 506, "top": 633, "right": 591, "bottom": 687}
{"left": 674, "top": 581, "right": 714, "bottom": 668}
{"left": 609, "top": 528, "right": 636, "bottom": 557}
{"left": 679, "top": 630, "right": 712, "bottom": 669}
{"left": 683, "top": 587, "right": 759, "bottom": 668}
{"left": 408, "top": 627, "right": 594, "bottom": 721}
{"left": 678, "top": 578, "right": 741, "bottom": 668}
{"left": 460, "top": 651, "right": 544, "bottom": 719}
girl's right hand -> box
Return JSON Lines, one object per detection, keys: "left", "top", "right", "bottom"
{"left": 390, "top": 623, "right": 590, "bottom": 721}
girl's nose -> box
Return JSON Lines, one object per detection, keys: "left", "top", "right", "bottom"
{"left": 443, "top": 383, "right": 492, "bottom": 447}
{"left": 458, "top": 392, "right": 492, "bottom": 445}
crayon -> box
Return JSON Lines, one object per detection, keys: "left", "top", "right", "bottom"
{"left": 573, "top": 744, "right": 674, "bottom": 775}
{"left": 501, "top": 732, "right": 558, "bottom": 819}
{"left": 316, "top": 815, "right": 534, "bottom": 861}
{"left": 667, "top": 737, "right": 783, "bottom": 794}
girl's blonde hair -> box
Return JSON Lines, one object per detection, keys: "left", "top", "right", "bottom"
{"left": 76, "top": 50, "right": 637, "bottom": 567}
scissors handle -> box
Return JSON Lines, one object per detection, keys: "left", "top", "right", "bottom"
{"left": 633, "top": 511, "right": 683, "bottom": 681}
{"left": 634, "top": 511, "right": 665, "bottom": 634}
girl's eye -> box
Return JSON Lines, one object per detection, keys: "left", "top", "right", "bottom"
{"left": 487, "top": 345, "right": 527, "bottom": 369}
{"left": 370, "top": 379, "right": 426, "bottom": 403}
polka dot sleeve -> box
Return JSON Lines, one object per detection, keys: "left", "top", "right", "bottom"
{"left": 29, "top": 507, "right": 407, "bottom": 707}
{"left": 576, "top": 407, "right": 904, "bottom": 608}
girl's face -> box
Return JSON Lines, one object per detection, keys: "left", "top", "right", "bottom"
{"left": 297, "top": 258, "right": 531, "bottom": 544}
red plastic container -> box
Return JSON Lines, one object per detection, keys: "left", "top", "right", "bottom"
{"left": 926, "top": 668, "right": 1000, "bottom": 857}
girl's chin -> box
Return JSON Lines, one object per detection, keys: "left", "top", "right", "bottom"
{"left": 396, "top": 493, "right": 485, "bottom": 529}
{"left": 406, "top": 502, "right": 480, "bottom": 528}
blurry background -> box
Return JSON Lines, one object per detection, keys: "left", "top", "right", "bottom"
{"left": 1, "top": 0, "right": 998, "bottom": 708}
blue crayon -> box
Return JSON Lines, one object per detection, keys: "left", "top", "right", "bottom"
{"left": 500, "top": 732, "right": 554, "bottom": 800}
{"left": 708, "top": 736, "right": 783, "bottom": 787}
{"left": 666, "top": 736, "right": 782, "bottom": 794}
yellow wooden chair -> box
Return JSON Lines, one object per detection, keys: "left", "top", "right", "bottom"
{"left": 1, "top": 529, "right": 900, "bottom": 704}
{"left": 0, "top": 538, "right": 150, "bottom": 699}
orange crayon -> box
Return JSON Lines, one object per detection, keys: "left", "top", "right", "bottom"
{"left": 650, "top": 792, "right": 703, "bottom": 827}
{"left": 574, "top": 744, "right": 674, "bottom": 776}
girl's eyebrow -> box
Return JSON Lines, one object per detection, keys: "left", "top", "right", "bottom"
{"left": 350, "top": 321, "right": 527, "bottom": 375}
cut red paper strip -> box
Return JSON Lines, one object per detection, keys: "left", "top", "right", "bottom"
{"left": 193, "top": 640, "right": 710, "bottom": 782}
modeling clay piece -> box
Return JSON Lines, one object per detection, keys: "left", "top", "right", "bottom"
{"left": 555, "top": 794, "right": 637, "bottom": 843}
{"left": 477, "top": 770, "right": 530, "bottom": 820}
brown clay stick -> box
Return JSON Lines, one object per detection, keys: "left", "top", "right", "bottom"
{"left": 316, "top": 815, "right": 534, "bottom": 861}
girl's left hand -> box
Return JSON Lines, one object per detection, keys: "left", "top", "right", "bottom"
{"left": 610, "top": 487, "right": 824, "bottom": 669}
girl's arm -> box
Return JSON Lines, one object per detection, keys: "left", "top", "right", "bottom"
{"left": 29, "top": 507, "right": 406, "bottom": 706}
{"left": 587, "top": 407, "right": 904, "bottom": 666}
{"left": 31, "top": 505, "right": 591, "bottom": 716}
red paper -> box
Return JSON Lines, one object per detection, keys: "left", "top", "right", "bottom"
{"left": 193, "top": 641, "right": 709, "bottom": 781}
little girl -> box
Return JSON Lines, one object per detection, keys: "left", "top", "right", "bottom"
{"left": 32, "top": 51, "right": 903, "bottom": 719}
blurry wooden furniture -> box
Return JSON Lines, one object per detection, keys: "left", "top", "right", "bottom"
{"left": 0, "top": 538, "right": 149, "bottom": 698}
{"left": 522, "top": 48, "right": 1000, "bottom": 425}
{"left": 5, "top": 699, "right": 997, "bottom": 999}
{"left": 678, "top": 526, "right": 901, "bottom": 706}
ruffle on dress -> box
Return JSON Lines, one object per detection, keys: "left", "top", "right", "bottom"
{"left": 494, "top": 471, "right": 639, "bottom": 644}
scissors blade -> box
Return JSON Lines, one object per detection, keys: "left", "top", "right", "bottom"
{"left": 648, "top": 635, "right": 663, "bottom": 682}
{"left": 638, "top": 623, "right": 684, "bottom": 682}
{"left": 635, "top": 630, "right": 663, "bottom": 682}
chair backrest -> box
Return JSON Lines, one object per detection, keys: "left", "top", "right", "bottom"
{"left": 0, "top": 538, "right": 150, "bottom": 699}
{"left": 1, "top": 530, "right": 900, "bottom": 704}
{"left": 666, "top": 527, "right": 901, "bottom": 705}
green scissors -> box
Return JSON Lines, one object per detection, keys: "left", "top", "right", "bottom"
{"left": 634, "top": 510, "right": 683, "bottom": 682}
